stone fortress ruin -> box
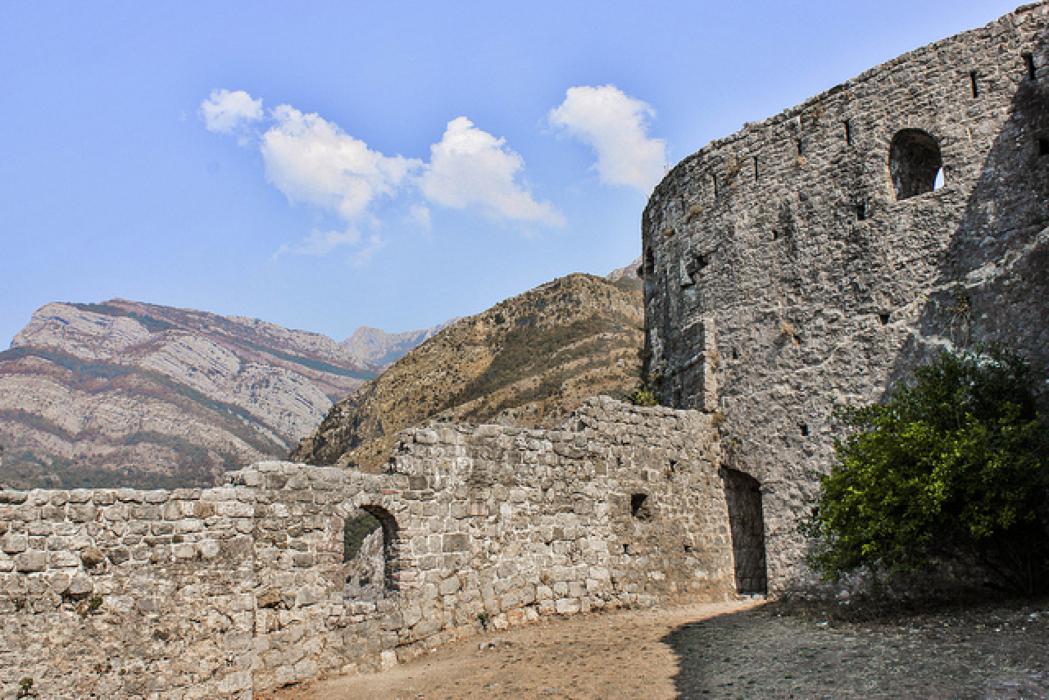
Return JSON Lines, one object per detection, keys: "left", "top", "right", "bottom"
{"left": 2, "top": 4, "right": 1048, "bottom": 697}
{"left": 643, "top": 1, "right": 1049, "bottom": 591}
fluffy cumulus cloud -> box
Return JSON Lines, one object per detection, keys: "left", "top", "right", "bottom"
{"left": 200, "top": 89, "right": 263, "bottom": 134}
{"left": 420, "top": 117, "right": 563, "bottom": 226}
{"left": 203, "top": 89, "right": 563, "bottom": 260}
{"left": 260, "top": 105, "right": 421, "bottom": 221}
{"left": 548, "top": 85, "right": 667, "bottom": 194}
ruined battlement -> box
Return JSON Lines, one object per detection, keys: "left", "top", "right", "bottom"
{"left": 643, "top": 2, "right": 1049, "bottom": 590}
{"left": 3, "top": 5, "right": 1047, "bottom": 697}
{"left": 0, "top": 398, "right": 733, "bottom": 698}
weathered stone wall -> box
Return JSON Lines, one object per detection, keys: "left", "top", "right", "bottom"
{"left": 0, "top": 397, "right": 732, "bottom": 698}
{"left": 642, "top": 3, "right": 1049, "bottom": 591}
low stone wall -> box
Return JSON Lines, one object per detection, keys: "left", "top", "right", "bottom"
{"left": 0, "top": 397, "right": 734, "bottom": 698}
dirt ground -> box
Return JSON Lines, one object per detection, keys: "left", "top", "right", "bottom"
{"left": 273, "top": 596, "right": 1049, "bottom": 699}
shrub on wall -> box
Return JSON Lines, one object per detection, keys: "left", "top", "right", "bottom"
{"left": 803, "top": 347, "right": 1049, "bottom": 595}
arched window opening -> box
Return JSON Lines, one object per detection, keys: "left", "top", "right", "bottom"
{"left": 889, "top": 129, "right": 943, "bottom": 200}
{"left": 343, "top": 505, "right": 400, "bottom": 599}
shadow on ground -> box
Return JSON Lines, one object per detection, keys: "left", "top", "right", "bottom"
{"left": 662, "top": 598, "right": 1049, "bottom": 699}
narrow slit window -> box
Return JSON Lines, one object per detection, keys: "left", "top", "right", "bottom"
{"left": 1039, "top": 138, "right": 1049, "bottom": 157}
{"left": 969, "top": 70, "right": 979, "bottom": 98}
{"left": 796, "top": 139, "right": 805, "bottom": 156}
{"left": 844, "top": 120, "right": 853, "bottom": 146}
{"left": 1024, "top": 52, "right": 1036, "bottom": 81}
{"left": 855, "top": 201, "right": 867, "bottom": 221}
{"left": 752, "top": 155, "right": 759, "bottom": 181}
{"left": 712, "top": 173, "right": 719, "bottom": 198}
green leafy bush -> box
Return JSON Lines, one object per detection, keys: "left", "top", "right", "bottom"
{"left": 628, "top": 387, "right": 658, "bottom": 407}
{"left": 803, "top": 348, "right": 1049, "bottom": 595}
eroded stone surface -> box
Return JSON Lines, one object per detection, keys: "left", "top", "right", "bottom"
{"left": 642, "top": 2, "right": 1049, "bottom": 592}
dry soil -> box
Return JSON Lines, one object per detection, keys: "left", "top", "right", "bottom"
{"left": 272, "top": 596, "right": 1049, "bottom": 699}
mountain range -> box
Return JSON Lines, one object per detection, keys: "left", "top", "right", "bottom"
{"left": 0, "top": 260, "right": 641, "bottom": 487}
{"left": 0, "top": 300, "right": 435, "bottom": 488}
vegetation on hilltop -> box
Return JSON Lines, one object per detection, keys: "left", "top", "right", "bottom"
{"left": 292, "top": 273, "right": 645, "bottom": 470}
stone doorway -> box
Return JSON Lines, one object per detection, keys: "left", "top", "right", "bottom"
{"left": 722, "top": 468, "right": 767, "bottom": 595}
{"left": 343, "top": 505, "right": 400, "bottom": 600}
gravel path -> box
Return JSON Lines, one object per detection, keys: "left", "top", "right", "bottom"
{"left": 271, "top": 596, "right": 1049, "bottom": 699}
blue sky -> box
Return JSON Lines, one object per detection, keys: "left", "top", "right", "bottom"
{"left": 0, "top": 1, "right": 1019, "bottom": 346}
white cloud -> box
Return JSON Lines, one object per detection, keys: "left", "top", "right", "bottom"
{"left": 205, "top": 91, "right": 561, "bottom": 258}
{"left": 408, "top": 204, "right": 432, "bottom": 231}
{"left": 352, "top": 233, "right": 385, "bottom": 266}
{"left": 420, "top": 117, "right": 563, "bottom": 226}
{"left": 200, "top": 89, "right": 263, "bottom": 134}
{"left": 548, "top": 85, "right": 667, "bottom": 194}
{"left": 273, "top": 228, "right": 361, "bottom": 258}
{"left": 261, "top": 105, "right": 421, "bottom": 221}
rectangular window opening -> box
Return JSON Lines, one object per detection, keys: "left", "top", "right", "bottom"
{"left": 1039, "top": 138, "right": 1049, "bottom": 157}
{"left": 969, "top": 70, "right": 979, "bottom": 98}
{"left": 844, "top": 120, "right": 853, "bottom": 145}
{"left": 1024, "top": 52, "right": 1036, "bottom": 81}
{"left": 856, "top": 201, "right": 867, "bottom": 221}
{"left": 711, "top": 173, "right": 719, "bottom": 198}
{"left": 752, "top": 155, "right": 759, "bottom": 181}
{"left": 796, "top": 139, "right": 804, "bottom": 156}
{"left": 631, "top": 493, "right": 650, "bottom": 519}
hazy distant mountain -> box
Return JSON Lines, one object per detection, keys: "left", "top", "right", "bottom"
{"left": 0, "top": 299, "right": 376, "bottom": 488}
{"left": 292, "top": 272, "right": 644, "bottom": 470}
{"left": 606, "top": 255, "right": 643, "bottom": 290}
{"left": 341, "top": 323, "right": 450, "bottom": 368}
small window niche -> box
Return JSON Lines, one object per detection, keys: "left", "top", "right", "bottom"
{"left": 630, "top": 493, "right": 652, "bottom": 520}
{"left": 855, "top": 200, "right": 868, "bottom": 221}
{"left": 1023, "top": 52, "right": 1036, "bottom": 81}
{"left": 1038, "top": 137, "right": 1049, "bottom": 158}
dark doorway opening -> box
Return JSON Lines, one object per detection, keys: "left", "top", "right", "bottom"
{"left": 722, "top": 468, "right": 767, "bottom": 595}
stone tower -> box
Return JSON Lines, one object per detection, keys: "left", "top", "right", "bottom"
{"left": 642, "top": 2, "right": 1049, "bottom": 590}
